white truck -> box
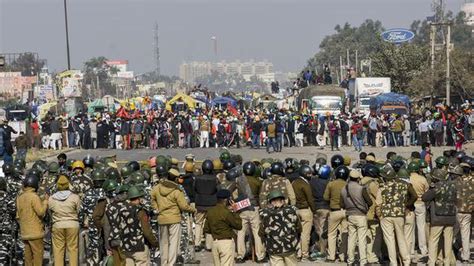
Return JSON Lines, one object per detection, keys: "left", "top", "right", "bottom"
{"left": 355, "top": 77, "right": 391, "bottom": 114}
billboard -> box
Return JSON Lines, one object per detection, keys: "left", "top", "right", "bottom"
{"left": 355, "top": 78, "right": 391, "bottom": 97}
{"left": 381, "top": 29, "right": 415, "bottom": 43}
{"left": 0, "top": 72, "right": 37, "bottom": 97}
{"left": 35, "top": 85, "right": 55, "bottom": 103}
{"left": 61, "top": 77, "right": 82, "bottom": 97}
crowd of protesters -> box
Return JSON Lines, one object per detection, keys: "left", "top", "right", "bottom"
{"left": 23, "top": 100, "right": 472, "bottom": 154}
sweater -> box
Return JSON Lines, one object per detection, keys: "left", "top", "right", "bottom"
{"left": 16, "top": 188, "right": 48, "bottom": 240}
{"left": 340, "top": 180, "right": 372, "bottom": 216}
{"left": 48, "top": 190, "right": 81, "bottom": 228}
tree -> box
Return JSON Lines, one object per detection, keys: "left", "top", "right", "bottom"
{"left": 83, "top": 57, "right": 117, "bottom": 99}
{"left": 306, "top": 19, "right": 384, "bottom": 73}
{"left": 371, "top": 42, "right": 429, "bottom": 94}
{"left": 9, "top": 53, "right": 45, "bottom": 76}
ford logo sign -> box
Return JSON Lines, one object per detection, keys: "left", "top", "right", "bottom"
{"left": 381, "top": 28, "right": 415, "bottom": 43}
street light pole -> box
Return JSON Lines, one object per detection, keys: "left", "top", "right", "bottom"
{"left": 64, "top": 0, "right": 71, "bottom": 70}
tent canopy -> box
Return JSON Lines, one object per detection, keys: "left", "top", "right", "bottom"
{"left": 88, "top": 99, "right": 105, "bottom": 114}
{"left": 212, "top": 96, "right": 237, "bottom": 107}
{"left": 166, "top": 93, "right": 196, "bottom": 111}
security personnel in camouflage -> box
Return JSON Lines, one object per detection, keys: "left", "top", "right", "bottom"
{"left": 455, "top": 162, "right": 474, "bottom": 263}
{"left": 70, "top": 160, "right": 93, "bottom": 199}
{"left": 375, "top": 165, "right": 417, "bottom": 266}
{"left": 122, "top": 186, "right": 159, "bottom": 265}
{"left": 259, "top": 189, "right": 301, "bottom": 265}
{"left": 106, "top": 184, "right": 129, "bottom": 266}
{"left": 3, "top": 163, "right": 24, "bottom": 265}
{"left": 81, "top": 169, "right": 106, "bottom": 265}
{"left": 0, "top": 177, "right": 16, "bottom": 264}
{"left": 422, "top": 168, "right": 457, "bottom": 266}
{"left": 37, "top": 161, "right": 60, "bottom": 198}
{"left": 259, "top": 162, "right": 296, "bottom": 208}
{"left": 92, "top": 179, "right": 119, "bottom": 261}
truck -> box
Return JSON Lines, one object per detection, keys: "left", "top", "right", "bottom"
{"left": 298, "top": 85, "right": 345, "bottom": 116}
{"left": 369, "top": 92, "right": 410, "bottom": 115}
{"left": 355, "top": 77, "right": 391, "bottom": 114}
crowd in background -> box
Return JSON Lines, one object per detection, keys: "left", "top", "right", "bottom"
{"left": 23, "top": 101, "right": 473, "bottom": 153}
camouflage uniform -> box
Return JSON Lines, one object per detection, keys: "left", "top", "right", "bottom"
{"left": 259, "top": 175, "right": 296, "bottom": 208}
{"left": 140, "top": 183, "right": 160, "bottom": 264}
{"left": 176, "top": 184, "right": 198, "bottom": 264}
{"left": 0, "top": 187, "right": 16, "bottom": 264}
{"left": 37, "top": 174, "right": 57, "bottom": 198}
{"left": 5, "top": 175, "right": 24, "bottom": 265}
{"left": 455, "top": 172, "right": 474, "bottom": 262}
{"left": 375, "top": 179, "right": 412, "bottom": 266}
{"left": 71, "top": 173, "right": 93, "bottom": 199}
{"left": 259, "top": 204, "right": 301, "bottom": 263}
{"left": 81, "top": 188, "right": 105, "bottom": 265}
{"left": 106, "top": 194, "right": 128, "bottom": 265}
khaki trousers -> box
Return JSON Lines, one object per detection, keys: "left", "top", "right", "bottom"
{"left": 212, "top": 239, "right": 235, "bottom": 266}
{"left": 312, "top": 209, "right": 329, "bottom": 254}
{"left": 237, "top": 208, "right": 265, "bottom": 260}
{"left": 195, "top": 211, "right": 213, "bottom": 249}
{"left": 112, "top": 247, "right": 126, "bottom": 266}
{"left": 24, "top": 238, "right": 44, "bottom": 266}
{"left": 366, "top": 220, "right": 382, "bottom": 263}
{"left": 347, "top": 215, "right": 368, "bottom": 265}
{"left": 327, "top": 209, "right": 347, "bottom": 261}
{"left": 296, "top": 208, "right": 313, "bottom": 258}
{"left": 455, "top": 213, "right": 472, "bottom": 261}
{"left": 414, "top": 201, "right": 428, "bottom": 255}
{"left": 159, "top": 223, "right": 181, "bottom": 266}
{"left": 269, "top": 253, "right": 297, "bottom": 266}
{"left": 380, "top": 217, "right": 411, "bottom": 266}
{"left": 428, "top": 225, "right": 454, "bottom": 266}
{"left": 404, "top": 210, "right": 416, "bottom": 256}
{"left": 125, "top": 245, "right": 150, "bottom": 266}
{"left": 52, "top": 227, "right": 79, "bottom": 266}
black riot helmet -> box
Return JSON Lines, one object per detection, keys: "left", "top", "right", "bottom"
{"left": 331, "top": 154, "right": 344, "bottom": 169}
{"left": 299, "top": 165, "right": 313, "bottom": 180}
{"left": 201, "top": 160, "right": 214, "bottom": 175}
{"left": 242, "top": 161, "right": 256, "bottom": 176}
{"left": 23, "top": 174, "right": 40, "bottom": 191}
{"left": 223, "top": 160, "right": 235, "bottom": 171}
{"left": 83, "top": 155, "right": 95, "bottom": 168}
{"left": 270, "top": 162, "right": 285, "bottom": 176}
{"left": 334, "top": 165, "right": 350, "bottom": 180}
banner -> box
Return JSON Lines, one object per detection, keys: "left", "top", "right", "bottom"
{"left": 35, "top": 85, "right": 55, "bottom": 103}
{"left": 62, "top": 77, "right": 82, "bottom": 97}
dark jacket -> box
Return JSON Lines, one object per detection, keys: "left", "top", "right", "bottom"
{"left": 292, "top": 177, "right": 316, "bottom": 212}
{"left": 310, "top": 177, "right": 330, "bottom": 210}
{"left": 204, "top": 202, "right": 242, "bottom": 240}
{"left": 181, "top": 174, "right": 195, "bottom": 203}
{"left": 194, "top": 174, "right": 219, "bottom": 211}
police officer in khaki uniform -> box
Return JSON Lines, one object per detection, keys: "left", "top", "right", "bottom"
{"left": 340, "top": 170, "right": 372, "bottom": 265}
{"left": 236, "top": 162, "right": 266, "bottom": 263}
{"left": 323, "top": 165, "right": 348, "bottom": 262}
{"left": 204, "top": 189, "right": 242, "bottom": 266}
{"left": 291, "top": 165, "right": 316, "bottom": 261}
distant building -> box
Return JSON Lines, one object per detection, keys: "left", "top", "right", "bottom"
{"left": 462, "top": 0, "right": 474, "bottom": 25}
{"left": 179, "top": 60, "right": 274, "bottom": 82}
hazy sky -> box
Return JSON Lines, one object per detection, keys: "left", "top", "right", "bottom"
{"left": 0, "top": 0, "right": 465, "bottom": 75}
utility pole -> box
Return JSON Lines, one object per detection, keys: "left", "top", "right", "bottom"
{"left": 355, "top": 50, "right": 358, "bottom": 76}
{"left": 63, "top": 0, "right": 71, "bottom": 70}
{"left": 346, "top": 49, "right": 350, "bottom": 67}
{"left": 446, "top": 24, "right": 451, "bottom": 106}
{"left": 430, "top": 25, "right": 436, "bottom": 105}
{"left": 153, "top": 22, "right": 161, "bottom": 76}
{"left": 339, "top": 56, "right": 344, "bottom": 81}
